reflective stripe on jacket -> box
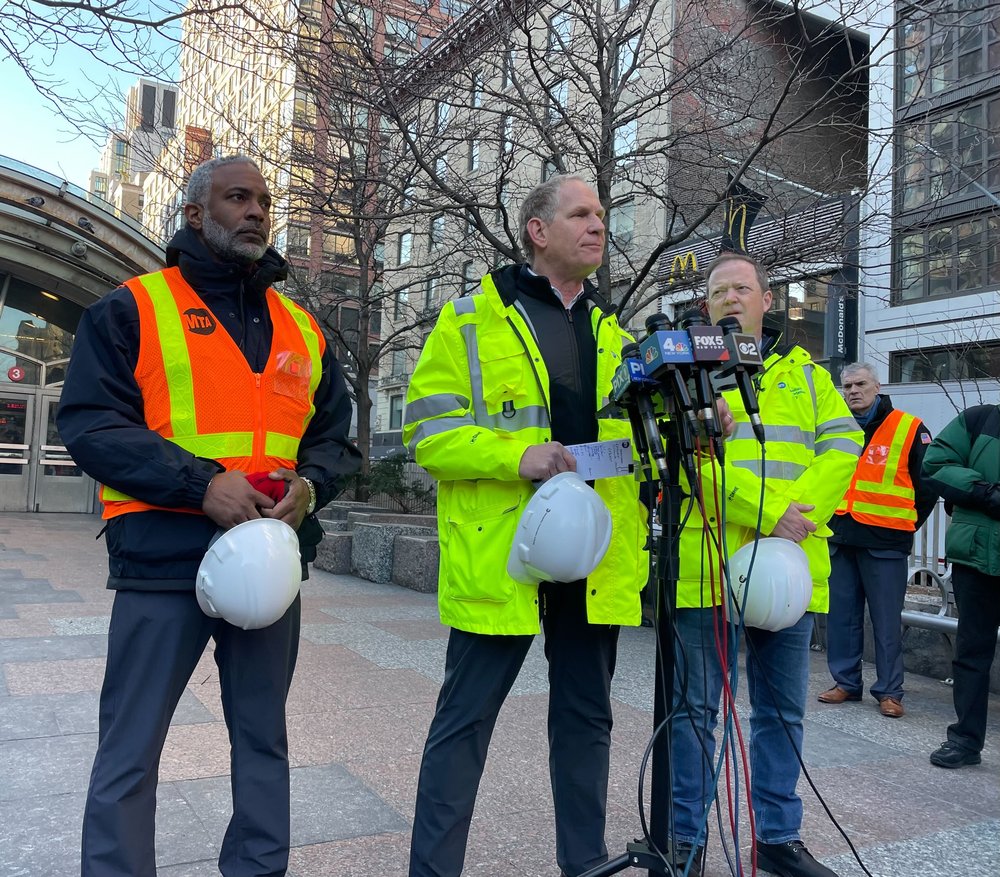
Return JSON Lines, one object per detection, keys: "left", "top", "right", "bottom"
{"left": 403, "top": 273, "right": 647, "bottom": 635}
{"left": 100, "top": 266, "right": 324, "bottom": 518}
{"left": 836, "top": 409, "right": 920, "bottom": 531}
{"left": 677, "top": 345, "right": 862, "bottom": 613}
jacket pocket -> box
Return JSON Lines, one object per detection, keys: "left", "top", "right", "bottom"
{"left": 480, "top": 350, "right": 529, "bottom": 412}
{"left": 442, "top": 496, "right": 522, "bottom": 604}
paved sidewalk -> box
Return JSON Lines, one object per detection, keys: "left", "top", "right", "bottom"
{"left": 1, "top": 512, "right": 997, "bottom": 877}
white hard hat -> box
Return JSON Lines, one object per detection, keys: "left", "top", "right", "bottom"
{"left": 196, "top": 519, "right": 302, "bottom": 630}
{"left": 507, "top": 472, "right": 613, "bottom": 585}
{"left": 727, "top": 538, "right": 812, "bottom": 631}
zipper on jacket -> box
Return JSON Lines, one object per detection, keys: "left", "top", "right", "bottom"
{"left": 505, "top": 315, "right": 552, "bottom": 426}
{"left": 253, "top": 373, "right": 264, "bottom": 470}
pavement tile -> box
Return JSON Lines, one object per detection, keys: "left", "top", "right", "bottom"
{"left": 3, "top": 656, "right": 107, "bottom": 694}
{"left": 0, "top": 732, "right": 97, "bottom": 802}
{"left": 2, "top": 512, "right": 999, "bottom": 877}
{"left": 174, "top": 763, "right": 409, "bottom": 849}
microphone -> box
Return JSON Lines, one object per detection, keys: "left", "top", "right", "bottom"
{"left": 638, "top": 316, "right": 701, "bottom": 493}
{"left": 638, "top": 315, "right": 699, "bottom": 433}
{"left": 610, "top": 343, "right": 667, "bottom": 483}
{"left": 677, "top": 308, "right": 726, "bottom": 455}
{"left": 716, "top": 316, "right": 765, "bottom": 444}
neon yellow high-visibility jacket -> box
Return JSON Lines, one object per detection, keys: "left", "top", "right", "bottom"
{"left": 403, "top": 271, "right": 648, "bottom": 635}
{"left": 677, "top": 343, "right": 862, "bottom": 613}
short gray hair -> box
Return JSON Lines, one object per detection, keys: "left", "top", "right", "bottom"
{"left": 186, "top": 155, "right": 259, "bottom": 207}
{"left": 518, "top": 174, "right": 588, "bottom": 262}
{"left": 841, "top": 362, "right": 879, "bottom": 384}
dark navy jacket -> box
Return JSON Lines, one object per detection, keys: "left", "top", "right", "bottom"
{"left": 57, "top": 226, "right": 362, "bottom": 589}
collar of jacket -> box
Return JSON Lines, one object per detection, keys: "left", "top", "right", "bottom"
{"left": 487, "top": 263, "right": 615, "bottom": 317}
{"left": 165, "top": 224, "right": 289, "bottom": 301}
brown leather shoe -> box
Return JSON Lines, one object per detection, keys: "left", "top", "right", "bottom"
{"left": 879, "top": 696, "right": 904, "bottom": 717}
{"left": 817, "top": 686, "right": 861, "bottom": 704}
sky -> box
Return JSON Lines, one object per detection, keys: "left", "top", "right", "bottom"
{"left": 0, "top": 7, "right": 180, "bottom": 191}
{"left": 0, "top": 59, "right": 107, "bottom": 190}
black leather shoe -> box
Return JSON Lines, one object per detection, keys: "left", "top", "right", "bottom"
{"left": 757, "top": 840, "right": 838, "bottom": 876}
{"left": 930, "top": 741, "right": 982, "bottom": 768}
{"left": 672, "top": 843, "right": 704, "bottom": 877}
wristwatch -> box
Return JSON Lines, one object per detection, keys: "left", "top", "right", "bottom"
{"left": 300, "top": 477, "right": 317, "bottom": 515}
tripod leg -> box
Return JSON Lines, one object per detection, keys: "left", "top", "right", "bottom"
{"left": 575, "top": 852, "right": 634, "bottom": 877}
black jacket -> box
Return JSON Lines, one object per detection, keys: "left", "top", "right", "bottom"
{"left": 57, "top": 225, "right": 361, "bottom": 589}
{"left": 829, "top": 394, "right": 938, "bottom": 553}
{"left": 489, "top": 263, "right": 601, "bottom": 448}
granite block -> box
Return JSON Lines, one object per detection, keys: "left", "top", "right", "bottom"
{"left": 390, "top": 535, "right": 439, "bottom": 593}
{"left": 350, "top": 523, "right": 436, "bottom": 584}
{"left": 314, "top": 531, "right": 352, "bottom": 575}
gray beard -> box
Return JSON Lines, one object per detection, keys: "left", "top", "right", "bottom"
{"left": 201, "top": 212, "right": 268, "bottom": 265}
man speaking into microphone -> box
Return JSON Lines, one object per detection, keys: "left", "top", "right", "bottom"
{"left": 669, "top": 252, "right": 862, "bottom": 877}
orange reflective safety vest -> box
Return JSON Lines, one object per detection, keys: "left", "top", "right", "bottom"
{"left": 835, "top": 409, "right": 921, "bottom": 531}
{"left": 99, "top": 266, "right": 324, "bottom": 519}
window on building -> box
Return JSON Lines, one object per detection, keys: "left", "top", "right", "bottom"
{"left": 436, "top": 101, "right": 451, "bottom": 131}
{"left": 419, "top": 34, "right": 435, "bottom": 50}
{"left": 765, "top": 275, "right": 831, "bottom": 361}
{"left": 890, "top": 340, "right": 1000, "bottom": 383}
{"left": 897, "top": 2, "right": 1000, "bottom": 106}
{"left": 394, "top": 287, "right": 409, "bottom": 318}
{"left": 500, "top": 114, "right": 514, "bottom": 154}
{"left": 470, "top": 71, "right": 481, "bottom": 107}
{"left": 502, "top": 49, "right": 517, "bottom": 89}
{"left": 425, "top": 275, "right": 439, "bottom": 310}
{"left": 462, "top": 260, "right": 477, "bottom": 294}
{"left": 287, "top": 225, "right": 311, "bottom": 257}
{"left": 548, "top": 9, "right": 572, "bottom": 49}
{"left": 389, "top": 394, "right": 405, "bottom": 430}
{"left": 398, "top": 231, "right": 412, "bottom": 264}
{"left": 615, "top": 31, "right": 640, "bottom": 85}
{"left": 140, "top": 84, "right": 156, "bottom": 130}
{"left": 614, "top": 117, "right": 638, "bottom": 159}
{"left": 896, "top": 214, "right": 1000, "bottom": 301}
{"left": 391, "top": 347, "right": 406, "bottom": 374}
{"left": 429, "top": 214, "right": 445, "bottom": 250}
{"left": 435, "top": 153, "right": 449, "bottom": 178}
{"left": 113, "top": 139, "right": 129, "bottom": 177}
{"left": 546, "top": 79, "right": 568, "bottom": 125}
{"left": 542, "top": 156, "right": 561, "bottom": 181}
{"left": 609, "top": 199, "right": 635, "bottom": 249}
{"left": 896, "top": 99, "right": 1000, "bottom": 211}
{"left": 441, "top": 0, "right": 470, "bottom": 15}
{"left": 385, "top": 15, "right": 417, "bottom": 45}
{"left": 468, "top": 138, "right": 480, "bottom": 171}
{"left": 161, "top": 89, "right": 176, "bottom": 129}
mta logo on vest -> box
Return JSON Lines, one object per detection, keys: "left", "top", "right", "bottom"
{"left": 184, "top": 308, "right": 217, "bottom": 335}
{"left": 865, "top": 444, "right": 890, "bottom": 466}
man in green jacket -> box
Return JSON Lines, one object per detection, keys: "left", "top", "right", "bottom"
{"left": 403, "top": 175, "right": 647, "bottom": 876}
{"left": 923, "top": 403, "right": 1000, "bottom": 768}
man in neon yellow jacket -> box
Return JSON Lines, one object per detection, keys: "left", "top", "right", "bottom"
{"left": 403, "top": 176, "right": 647, "bottom": 877}
{"left": 669, "top": 252, "right": 862, "bottom": 877}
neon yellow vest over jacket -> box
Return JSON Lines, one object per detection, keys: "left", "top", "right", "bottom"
{"left": 677, "top": 345, "right": 862, "bottom": 614}
{"left": 403, "top": 274, "right": 648, "bottom": 635}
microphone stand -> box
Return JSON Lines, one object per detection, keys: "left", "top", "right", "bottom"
{"left": 580, "top": 393, "right": 689, "bottom": 877}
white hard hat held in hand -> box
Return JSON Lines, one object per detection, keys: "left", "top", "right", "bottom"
{"left": 727, "top": 537, "right": 812, "bottom": 631}
{"left": 196, "top": 518, "right": 302, "bottom": 630}
{"left": 507, "top": 472, "right": 613, "bottom": 585}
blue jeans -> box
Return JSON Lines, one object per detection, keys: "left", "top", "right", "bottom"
{"left": 670, "top": 608, "right": 813, "bottom": 846}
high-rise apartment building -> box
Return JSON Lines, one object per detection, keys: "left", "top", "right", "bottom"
{"left": 88, "top": 79, "right": 179, "bottom": 227}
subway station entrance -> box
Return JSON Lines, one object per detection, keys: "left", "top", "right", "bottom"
{"left": 0, "top": 384, "right": 93, "bottom": 513}
{"left": 0, "top": 154, "right": 165, "bottom": 512}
